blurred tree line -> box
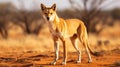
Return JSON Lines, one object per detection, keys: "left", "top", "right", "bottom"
{"left": 0, "top": 1, "right": 120, "bottom": 38}
{"left": 0, "top": 3, "right": 43, "bottom": 38}
{"left": 67, "top": 0, "right": 120, "bottom": 33}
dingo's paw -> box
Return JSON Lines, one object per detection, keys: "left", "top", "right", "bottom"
{"left": 49, "top": 61, "right": 56, "bottom": 65}
{"left": 88, "top": 59, "right": 92, "bottom": 63}
{"left": 76, "top": 60, "right": 81, "bottom": 64}
{"left": 61, "top": 62, "right": 66, "bottom": 65}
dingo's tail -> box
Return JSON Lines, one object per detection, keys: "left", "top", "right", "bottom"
{"left": 87, "top": 43, "right": 102, "bottom": 56}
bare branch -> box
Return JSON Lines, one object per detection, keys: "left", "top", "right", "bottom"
{"left": 68, "top": 0, "right": 82, "bottom": 11}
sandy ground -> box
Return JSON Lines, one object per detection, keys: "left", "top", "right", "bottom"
{"left": 0, "top": 49, "right": 120, "bottom": 67}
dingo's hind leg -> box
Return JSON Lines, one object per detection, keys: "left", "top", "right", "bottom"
{"left": 70, "top": 34, "right": 81, "bottom": 63}
{"left": 83, "top": 39, "right": 92, "bottom": 63}
{"left": 77, "top": 27, "right": 92, "bottom": 63}
{"left": 78, "top": 35, "right": 92, "bottom": 63}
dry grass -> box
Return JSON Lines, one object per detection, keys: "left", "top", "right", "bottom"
{"left": 0, "top": 22, "right": 120, "bottom": 54}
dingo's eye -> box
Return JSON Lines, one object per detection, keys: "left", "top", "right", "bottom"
{"left": 50, "top": 13, "right": 53, "bottom": 15}
{"left": 44, "top": 13, "right": 47, "bottom": 14}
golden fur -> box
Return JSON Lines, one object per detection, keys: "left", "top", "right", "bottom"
{"left": 41, "top": 3, "right": 96, "bottom": 65}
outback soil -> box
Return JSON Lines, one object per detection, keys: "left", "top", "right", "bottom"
{"left": 0, "top": 49, "right": 120, "bottom": 67}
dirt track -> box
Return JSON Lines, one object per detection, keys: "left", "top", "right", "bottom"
{"left": 0, "top": 49, "right": 120, "bottom": 67}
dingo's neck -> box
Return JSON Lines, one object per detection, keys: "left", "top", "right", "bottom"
{"left": 48, "top": 13, "right": 60, "bottom": 31}
{"left": 53, "top": 13, "right": 60, "bottom": 23}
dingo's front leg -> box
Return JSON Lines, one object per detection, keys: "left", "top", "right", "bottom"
{"left": 60, "top": 38, "right": 67, "bottom": 65}
{"left": 50, "top": 40, "right": 59, "bottom": 65}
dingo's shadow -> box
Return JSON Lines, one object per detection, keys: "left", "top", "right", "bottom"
{"left": 39, "top": 63, "right": 65, "bottom": 67}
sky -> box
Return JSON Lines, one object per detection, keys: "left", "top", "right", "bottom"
{"left": 0, "top": 0, "right": 120, "bottom": 10}
{"left": 0, "top": 0, "right": 71, "bottom": 10}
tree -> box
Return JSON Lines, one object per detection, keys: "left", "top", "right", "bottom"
{"left": 16, "top": 0, "right": 42, "bottom": 34}
{"left": 0, "top": 3, "right": 17, "bottom": 38}
{"left": 68, "top": 0, "right": 115, "bottom": 33}
{"left": 15, "top": 10, "right": 42, "bottom": 34}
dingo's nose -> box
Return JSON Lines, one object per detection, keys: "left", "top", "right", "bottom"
{"left": 47, "top": 17, "right": 49, "bottom": 20}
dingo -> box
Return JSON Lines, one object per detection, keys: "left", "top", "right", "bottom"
{"left": 41, "top": 3, "right": 97, "bottom": 65}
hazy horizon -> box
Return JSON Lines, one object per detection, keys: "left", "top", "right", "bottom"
{"left": 0, "top": 0, "right": 120, "bottom": 11}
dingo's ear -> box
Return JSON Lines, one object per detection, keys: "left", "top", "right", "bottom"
{"left": 41, "top": 3, "right": 46, "bottom": 11}
{"left": 51, "top": 3, "right": 56, "bottom": 11}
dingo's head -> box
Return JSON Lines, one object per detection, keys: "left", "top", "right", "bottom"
{"left": 41, "top": 3, "right": 56, "bottom": 21}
